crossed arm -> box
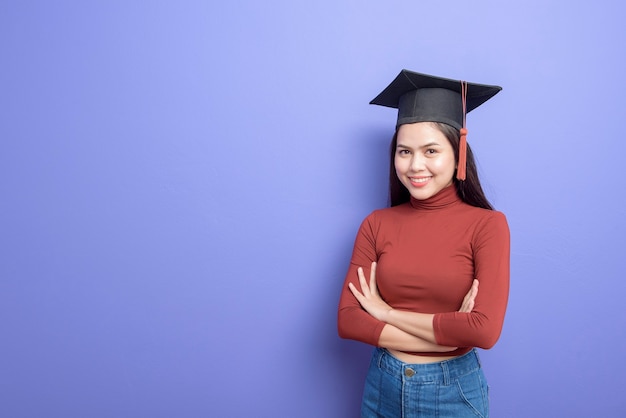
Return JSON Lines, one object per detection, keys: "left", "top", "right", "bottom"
{"left": 348, "top": 262, "right": 478, "bottom": 353}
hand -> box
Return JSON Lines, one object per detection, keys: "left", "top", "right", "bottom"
{"left": 458, "top": 279, "right": 479, "bottom": 313}
{"left": 348, "top": 262, "right": 393, "bottom": 322}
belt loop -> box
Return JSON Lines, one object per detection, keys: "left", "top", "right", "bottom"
{"left": 473, "top": 349, "right": 482, "bottom": 368}
{"left": 441, "top": 360, "right": 450, "bottom": 385}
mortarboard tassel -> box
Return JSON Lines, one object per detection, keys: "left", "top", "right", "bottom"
{"left": 457, "top": 128, "right": 467, "bottom": 181}
{"left": 456, "top": 81, "right": 469, "bottom": 181}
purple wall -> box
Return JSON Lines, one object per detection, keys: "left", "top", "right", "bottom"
{"left": 1, "top": 1, "right": 625, "bottom": 417}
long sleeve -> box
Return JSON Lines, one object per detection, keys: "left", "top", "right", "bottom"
{"left": 337, "top": 214, "right": 386, "bottom": 346}
{"left": 433, "top": 211, "right": 510, "bottom": 348}
{"left": 338, "top": 187, "right": 511, "bottom": 354}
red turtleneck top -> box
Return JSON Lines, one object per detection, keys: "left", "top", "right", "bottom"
{"left": 337, "top": 186, "right": 510, "bottom": 356}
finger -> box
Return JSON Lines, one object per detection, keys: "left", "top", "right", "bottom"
{"left": 461, "top": 296, "right": 469, "bottom": 311}
{"left": 460, "top": 280, "right": 480, "bottom": 312}
{"left": 459, "top": 289, "right": 472, "bottom": 313}
{"left": 462, "top": 285, "right": 473, "bottom": 305}
{"left": 460, "top": 297, "right": 471, "bottom": 313}
{"left": 470, "top": 279, "right": 479, "bottom": 300}
{"left": 369, "top": 262, "right": 378, "bottom": 295}
{"left": 460, "top": 299, "right": 473, "bottom": 313}
{"left": 466, "top": 300, "right": 474, "bottom": 312}
{"left": 348, "top": 282, "right": 364, "bottom": 302}
{"left": 466, "top": 280, "right": 478, "bottom": 301}
{"left": 357, "top": 267, "right": 370, "bottom": 296}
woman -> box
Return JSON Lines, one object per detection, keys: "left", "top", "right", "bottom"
{"left": 337, "top": 69, "right": 510, "bottom": 417}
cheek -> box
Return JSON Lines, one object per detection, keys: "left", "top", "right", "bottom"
{"left": 432, "top": 155, "right": 456, "bottom": 173}
{"left": 394, "top": 157, "right": 408, "bottom": 175}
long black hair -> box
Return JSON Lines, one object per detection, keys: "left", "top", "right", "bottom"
{"left": 388, "top": 122, "right": 494, "bottom": 210}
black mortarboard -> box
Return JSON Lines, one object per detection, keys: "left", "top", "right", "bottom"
{"left": 370, "top": 69, "right": 502, "bottom": 180}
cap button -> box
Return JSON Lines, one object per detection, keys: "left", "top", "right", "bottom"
{"left": 404, "top": 367, "right": 416, "bottom": 377}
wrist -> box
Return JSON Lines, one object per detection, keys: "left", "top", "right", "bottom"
{"left": 382, "top": 308, "right": 394, "bottom": 323}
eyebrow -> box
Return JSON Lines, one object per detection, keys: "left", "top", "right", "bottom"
{"left": 396, "top": 141, "right": 442, "bottom": 150}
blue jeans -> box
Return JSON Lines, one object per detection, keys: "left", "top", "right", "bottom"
{"left": 361, "top": 348, "right": 489, "bottom": 417}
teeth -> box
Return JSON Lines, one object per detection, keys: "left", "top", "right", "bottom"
{"left": 411, "top": 178, "right": 429, "bottom": 183}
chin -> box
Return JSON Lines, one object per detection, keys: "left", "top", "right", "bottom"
{"left": 408, "top": 183, "right": 451, "bottom": 200}
{"left": 411, "top": 193, "right": 433, "bottom": 201}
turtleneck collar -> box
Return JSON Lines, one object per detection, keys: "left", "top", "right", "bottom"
{"left": 409, "top": 185, "right": 461, "bottom": 210}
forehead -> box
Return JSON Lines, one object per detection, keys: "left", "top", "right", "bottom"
{"left": 396, "top": 122, "right": 449, "bottom": 146}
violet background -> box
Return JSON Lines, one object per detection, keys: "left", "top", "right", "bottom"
{"left": 1, "top": 1, "right": 625, "bottom": 417}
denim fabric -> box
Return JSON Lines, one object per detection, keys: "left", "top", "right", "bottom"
{"left": 361, "top": 348, "right": 489, "bottom": 418}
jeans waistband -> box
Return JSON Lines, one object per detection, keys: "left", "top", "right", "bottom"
{"left": 374, "top": 348, "right": 481, "bottom": 384}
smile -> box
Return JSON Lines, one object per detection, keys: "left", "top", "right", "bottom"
{"left": 409, "top": 177, "right": 431, "bottom": 187}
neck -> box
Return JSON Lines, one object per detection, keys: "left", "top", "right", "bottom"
{"left": 409, "top": 185, "right": 460, "bottom": 210}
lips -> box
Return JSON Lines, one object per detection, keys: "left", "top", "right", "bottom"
{"left": 409, "top": 176, "right": 431, "bottom": 187}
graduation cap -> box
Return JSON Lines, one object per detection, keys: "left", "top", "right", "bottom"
{"left": 370, "top": 69, "right": 501, "bottom": 181}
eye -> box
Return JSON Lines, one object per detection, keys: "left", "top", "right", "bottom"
{"left": 397, "top": 149, "right": 411, "bottom": 155}
{"left": 425, "top": 149, "right": 437, "bottom": 155}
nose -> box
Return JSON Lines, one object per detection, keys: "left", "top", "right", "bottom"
{"left": 410, "top": 154, "right": 426, "bottom": 171}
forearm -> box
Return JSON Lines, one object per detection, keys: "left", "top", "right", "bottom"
{"left": 349, "top": 261, "right": 443, "bottom": 346}
{"left": 378, "top": 324, "right": 456, "bottom": 352}
{"left": 382, "top": 309, "right": 438, "bottom": 345}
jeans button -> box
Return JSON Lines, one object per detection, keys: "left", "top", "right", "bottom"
{"left": 404, "top": 367, "right": 415, "bottom": 377}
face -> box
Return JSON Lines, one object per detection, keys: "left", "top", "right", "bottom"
{"left": 394, "top": 122, "right": 456, "bottom": 200}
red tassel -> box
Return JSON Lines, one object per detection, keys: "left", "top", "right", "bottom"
{"left": 457, "top": 80, "right": 468, "bottom": 181}
{"left": 457, "top": 127, "right": 467, "bottom": 181}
